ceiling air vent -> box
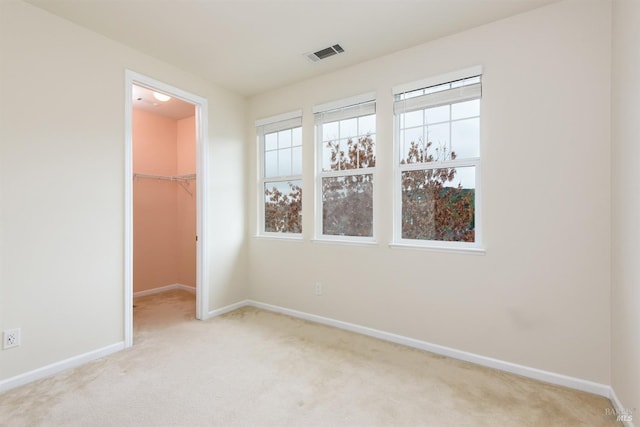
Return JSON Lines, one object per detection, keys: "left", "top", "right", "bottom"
{"left": 306, "top": 44, "right": 345, "bottom": 62}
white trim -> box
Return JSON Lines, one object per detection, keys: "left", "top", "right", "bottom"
{"left": 255, "top": 109, "right": 303, "bottom": 127}
{"left": 389, "top": 242, "right": 485, "bottom": 254}
{"left": 392, "top": 71, "right": 482, "bottom": 249}
{"left": 124, "top": 70, "right": 209, "bottom": 348}
{"left": 311, "top": 238, "right": 377, "bottom": 247}
{"left": 206, "top": 300, "right": 250, "bottom": 319}
{"left": 314, "top": 98, "right": 377, "bottom": 242}
{"left": 195, "top": 91, "right": 210, "bottom": 322}
{"left": 392, "top": 65, "right": 483, "bottom": 95}
{"left": 124, "top": 77, "right": 134, "bottom": 348}
{"left": 314, "top": 100, "right": 376, "bottom": 124}
{"left": 254, "top": 233, "right": 304, "bottom": 242}
{"left": 609, "top": 387, "right": 637, "bottom": 427}
{"left": 133, "top": 283, "right": 197, "bottom": 298}
{"left": 245, "top": 300, "right": 612, "bottom": 398}
{"left": 312, "top": 91, "right": 376, "bottom": 114}
{"left": 394, "top": 83, "right": 481, "bottom": 114}
{"left": 0, "top": 298, "right": 626, "bottom": 410}
{"left": 0, "top": 342, "right": 124, "bottom": 394}
{"left": 257, "top": 119, "right": 303, "bottom": 236}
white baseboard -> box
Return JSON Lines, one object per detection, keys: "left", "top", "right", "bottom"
{"left": 246, "top": 300, "right": 613, "bottom": 399}
{"left": 0, "top": 342, "right": 124, "bottom": 394}
{"left": 206, "top": 299, "right": 250, "bottom": 319}
{"left": 133, "top": 283, "right": 196, "bottom": 298}
{"left": 1, "top": 297, "right": 630, "bottom": 421}
{"left": 609, "top": 387, "right": 637, "bottom": 427}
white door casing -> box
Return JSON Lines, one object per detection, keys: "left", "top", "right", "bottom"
{"left": 124, "top": 70, "right": 209, "bottom": 347}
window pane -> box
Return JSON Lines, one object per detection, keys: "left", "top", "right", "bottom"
{"left": 322, "top": 174, "right": 373, "bottom": 237}
{"left": 279, "top": 147, "right": 292, "bottom": 176}
{"left": 403, "top": 110, "right": 423, "bottom": 128}
{"left": 339, "top": 117, "right": 358, "bottom": 139}
{"left": 360, "top": 134, "right": 376, "bottom": 169}
{"left": 425, "top": 123, "right": 451, "bottom": 160}
{"left": 322, "top": 141, "right": 334, "bottom": 172}
{"left": 323, "top": 121, "right": 339, "bottom": 142}
{"left": 451, "top": 118, "right": 480, "bottom": 159}
{"left": 291, "top": 146, "right": 302, "bottom": 176}
{"left": 278, "top": 129, "right": 291, "bottom": 149}
{"left": 264, "top": 180, "right": 302, "bottom": 233}
{"left": 452, "top": 99, "right": 480, "bottom": 120}
{"left": 265, "top": 133, "right": 278, "bottom": 151}
{"left": 323, "top": 135, "right": 375, "bottom": 171}
{"left": 401, "top": 167, "right": 475, "bottom": 242}
{"left": 264, "top": 150, "right": 278, "bottom": 177}
{"left": 358, "top": 114, "right": 376, "bottom": 135}
{"left": 425, "top": 105, "right": 450, "bottom": 124}
{"left": 292, "top": 127, "right": 302, "bottom": 147}
{"left": 400, "top": 127, "right": 424, "bottom": 163}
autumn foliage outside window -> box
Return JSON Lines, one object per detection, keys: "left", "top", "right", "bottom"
{"left": 259, "top": 114, "right": 302, "bottom": 235}
{"left": 396, "top": 75, "right": 481, "bottom": 244}
{"left": 316, "top": 100, "right": 376, "bottom": 239}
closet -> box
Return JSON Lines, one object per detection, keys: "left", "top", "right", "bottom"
{"left": 132, "top": 86, "right": 196, "bottom": 297}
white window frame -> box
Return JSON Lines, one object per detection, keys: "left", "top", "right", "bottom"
{"left": 391, "top": 67, "right": 484, "bottom": 253}
{"left": 256, "top": 110, "right": 303, "bottom": 239}
{"left": 313, "top": 93, "right": 377, "bottom": 244}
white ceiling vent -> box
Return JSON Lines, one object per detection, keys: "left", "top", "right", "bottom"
{"left": 306, "top": 44, "right": 345, "bottom": 62}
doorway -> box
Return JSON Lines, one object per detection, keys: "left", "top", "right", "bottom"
{"left": 124, "top": 70, "right": 209, "bottom": 347}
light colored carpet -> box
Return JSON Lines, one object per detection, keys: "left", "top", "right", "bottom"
{"left": 0, "top": 289, "right": 620, "bottom": 426}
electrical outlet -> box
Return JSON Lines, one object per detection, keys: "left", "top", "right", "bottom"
{"left": 3, "top": 328, "right": 21, "bottom": 350}
{"left": 315, "top": 282, "right": 323, "bottom": 296}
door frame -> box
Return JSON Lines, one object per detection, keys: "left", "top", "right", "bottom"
{"left": 124, "top": 70, "right": 209, "bottom": 347}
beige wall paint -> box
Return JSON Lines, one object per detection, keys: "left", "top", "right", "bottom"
{"left": 611, "top": 0, "right": 640, "bottom": 415}
{"left": 0, "top": 0, "right": 247, "bottom": 380}
{"left": 248, "top": 0, "right": 612, "bottom": 384}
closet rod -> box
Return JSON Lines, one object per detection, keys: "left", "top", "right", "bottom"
{"left": 133, "top": 173, "right": 196, "bottom": 182}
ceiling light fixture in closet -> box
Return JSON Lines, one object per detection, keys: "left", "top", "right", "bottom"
{"left": 153, "top": 92, "right": 171, "bottom": 102}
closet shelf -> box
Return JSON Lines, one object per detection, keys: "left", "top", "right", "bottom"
{"left": 133, "top": 173, "right": 196, "bottom": 182}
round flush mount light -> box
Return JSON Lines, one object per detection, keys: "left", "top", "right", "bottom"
{"left": 153, "top": 92, "right": 171, "bottom": 102}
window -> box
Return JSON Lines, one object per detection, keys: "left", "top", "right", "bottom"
{"left": 393, "top": 69, "right": 481, "bottom": 248}
{"left": 314, "top": 94, "right": 376, "bottom": 240}
{"left": 257, "top": 111, "right": 303, "bottom": 236}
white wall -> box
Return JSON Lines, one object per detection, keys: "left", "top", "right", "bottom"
{"left": 611, "top": 0, "right": 640, "bottom": 416}
{"left": 248, "top": 0, "right": 612, "bottom": 384}
{"left": 0, "top": 0, "right": 247, "bottom": 381}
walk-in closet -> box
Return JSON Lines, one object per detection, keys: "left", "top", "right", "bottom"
{"left": 132, "top": 85, "right": 197, "bottom": 298}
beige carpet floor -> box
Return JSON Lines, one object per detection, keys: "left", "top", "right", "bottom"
{"left": 0, "top": 289, "right": 621, "bottom": 426}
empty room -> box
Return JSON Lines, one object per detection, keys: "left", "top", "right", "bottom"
{"left": 0, "top": 0, "right": 638, "bottom": 425}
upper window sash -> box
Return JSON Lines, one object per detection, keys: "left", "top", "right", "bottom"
{"left": 256, "top": 110, "right": 302, "bottom": 135}
{"left": 313, "top": 92, "right": 375, "bottom": 115}
{"left": 314, "top": 100, "right": 376, "bottom": 125}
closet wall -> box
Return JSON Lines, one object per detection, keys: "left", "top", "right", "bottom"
{"left": 133, "top": 108, "right": 196, "bottom": 293}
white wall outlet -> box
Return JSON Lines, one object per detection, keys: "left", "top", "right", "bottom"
{"left": 314, "top": 282, "right": 323, "bottom": 296}
{"left": 3, "top": 328, "right": 21, "bottom": 349}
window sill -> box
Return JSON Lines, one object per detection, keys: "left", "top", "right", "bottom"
{"left": 311, "top": 238, "right": 378, "bottom": 247}
{"left": 389, "top": 242, "right": 486, "bottom": 255}
{"left": 254, "top": 234, "right": 304, "bottom": 242}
